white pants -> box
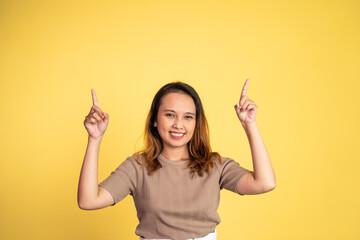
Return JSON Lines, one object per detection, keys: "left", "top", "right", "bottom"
{"left": 139, "top": 229, "right": 217, "bottom": 240}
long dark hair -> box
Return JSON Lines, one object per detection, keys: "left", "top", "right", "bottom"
{"left": 134, "top": 81, "right": 221, "bottom": 178}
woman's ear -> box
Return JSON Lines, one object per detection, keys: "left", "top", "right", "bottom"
{"left": 154, "top": 121, "right": 157, "bottom": 127}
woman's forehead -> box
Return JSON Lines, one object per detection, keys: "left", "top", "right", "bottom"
{"left": 159, "top": 92, "right": 196, "bottom": 112}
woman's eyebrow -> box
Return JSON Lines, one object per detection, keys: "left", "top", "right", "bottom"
{"left": 163, "top": 109, "right": 195, "bottom": 116}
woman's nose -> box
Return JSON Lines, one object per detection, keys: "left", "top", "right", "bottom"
{"left": 172, "top": 118, "right": 184, "bottom": 129}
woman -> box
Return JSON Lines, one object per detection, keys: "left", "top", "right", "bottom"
{"left": 77, "top": 80, "right": 276, "bottom": 240}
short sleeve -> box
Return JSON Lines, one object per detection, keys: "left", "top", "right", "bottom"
{"left": 219, "top": 157, "right": 251, "bottom": 195}
{"left": 98, "top": 156, "right": 138, "bottom": 205}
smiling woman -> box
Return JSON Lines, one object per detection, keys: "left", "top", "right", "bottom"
{"left": 78, "top": 80, "right": 275, "bottom": 240}
{"left": 134, "top": 82, "right": 222, "bottom": 178}
{"left": 154, "top": 93, "right": 196, "bottom": 158}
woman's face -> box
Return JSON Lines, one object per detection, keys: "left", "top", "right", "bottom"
{"left": 154, "top": 92, "right": 196, "bottom": 154}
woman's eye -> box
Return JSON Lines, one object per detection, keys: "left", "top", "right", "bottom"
{"left": 165, "top": 113, "right": 174, "bottom": 117}
{"left": 185, "top": 116, "right": 193, "bottom": 119}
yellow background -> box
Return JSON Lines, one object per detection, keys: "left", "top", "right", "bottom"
{"left": 1, "top": 0, "right": 359, "bottom": 239}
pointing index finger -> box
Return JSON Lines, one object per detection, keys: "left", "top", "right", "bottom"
{"left": 91, "top": 89, "right": 99, "bottom": 106}
{"left": 241, "top": 79, "right": 250, "bottom": 96}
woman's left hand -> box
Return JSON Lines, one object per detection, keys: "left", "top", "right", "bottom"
{"left": 234, "top": 79, "right": 258, "bottom": 127}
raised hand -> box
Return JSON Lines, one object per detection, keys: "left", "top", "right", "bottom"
{"left": 234, "top": 79, "right": 258, "bottom": 126}
{"left": 83, "top": 89, "right": 109, "bottom": 139}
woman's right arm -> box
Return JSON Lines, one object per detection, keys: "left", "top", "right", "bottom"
{"left": 77, "top": 89, "right": 114, "bottom": 210}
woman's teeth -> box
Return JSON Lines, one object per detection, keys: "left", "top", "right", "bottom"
{"left": 170, "top": 133, "right": 185, "bottom": 137}
{"left": 170, "top": 133, "right": 184, "bottom": 136}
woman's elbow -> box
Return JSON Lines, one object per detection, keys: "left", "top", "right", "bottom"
{"left": 78, "top": 199, "right": 95, "bottom": 210}
{"left": 78, "top": 201, "right": 89, "bottom": 210}
{"left": 263, "top": 182, "right": 276, "bottom": 193}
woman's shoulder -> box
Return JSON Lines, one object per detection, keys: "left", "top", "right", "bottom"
{"left": 128, "top": 153, "right": 148, "bottom": 165}
{"left": 213, "top": 154, "right": 237, "bottom": 170}
{"left": 113, "top": 153, "right": 148, "bottom": 174}
{"left": 212, "top": 153, "right": 234, "bottom": 164}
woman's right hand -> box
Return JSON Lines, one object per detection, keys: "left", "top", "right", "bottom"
{"left": 83, "top": 89, "right": 109, "bottom": 140}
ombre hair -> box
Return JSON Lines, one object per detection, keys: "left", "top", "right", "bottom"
{"left": 134, "top": 81, "right": 222, "bottom": 178}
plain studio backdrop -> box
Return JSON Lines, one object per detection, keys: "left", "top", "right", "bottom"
{"left": 0, "top": 0, "right": 359, "bottom": 239}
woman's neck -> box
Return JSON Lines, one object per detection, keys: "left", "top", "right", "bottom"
{"left": 160, "top": 147, "right": 190, "bottom": 162}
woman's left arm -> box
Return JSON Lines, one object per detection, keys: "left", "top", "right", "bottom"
{"left": 234, "top": 79, "right": 276, "bottom": 195}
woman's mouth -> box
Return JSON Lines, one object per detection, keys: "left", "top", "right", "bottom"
{"left": 169, "top": 132, "right": 185, "bottom": 139}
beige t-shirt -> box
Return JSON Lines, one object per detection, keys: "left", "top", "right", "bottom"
{"left": 98, "top": 153, "right": 251, "bottom": 240}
